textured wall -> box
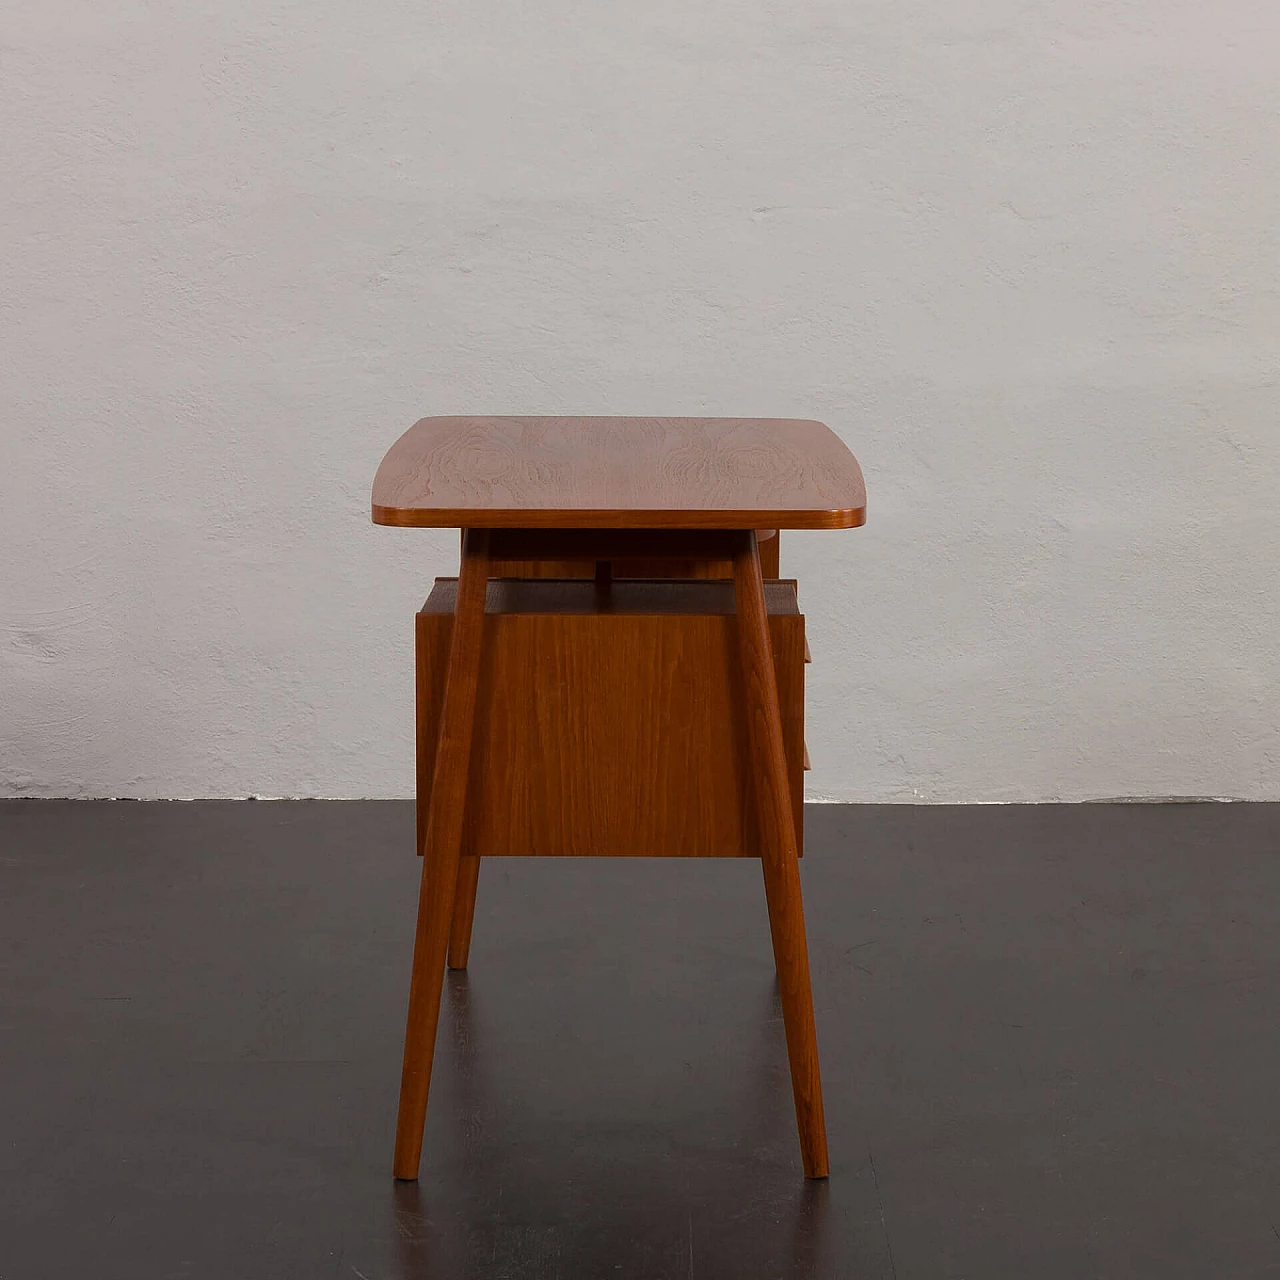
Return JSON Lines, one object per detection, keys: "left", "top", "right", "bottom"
{"left": 3, "top": 1, "right": 1277, "bottom": 800}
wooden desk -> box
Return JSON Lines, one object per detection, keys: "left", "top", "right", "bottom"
{"left": 372, "top": 416, "right": 865, "bottom": 1180}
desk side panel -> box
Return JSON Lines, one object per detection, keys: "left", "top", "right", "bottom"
{"left": 416, "top": 593, "right": 804, "bottom": 858}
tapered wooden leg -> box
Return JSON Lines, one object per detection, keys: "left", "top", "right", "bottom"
{"left": 393, "top": 528, "right": 490, "bottom": 1180}
{"left": 732, "top": 530, "right": 829, "bottom": 1179}
{"left": 447, "top": 856, "right": 481, "bottom": 970}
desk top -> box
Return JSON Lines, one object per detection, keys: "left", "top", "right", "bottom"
{"left": 371, "top": 416, "right": 866, "bottom": 530}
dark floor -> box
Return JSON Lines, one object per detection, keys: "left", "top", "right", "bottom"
{"left": 2, "top": 803, "right": 1280, "bottom": 1279}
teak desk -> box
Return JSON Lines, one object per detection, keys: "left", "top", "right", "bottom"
{"left": 372, "top": 416, "right": 866, "bottom": 1180}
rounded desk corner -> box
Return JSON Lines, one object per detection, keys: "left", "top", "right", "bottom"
{"left": 371, "top": 502, "right": 421, "bottom": 528}
{"left": 832, "top": 504, "right": 867, "bottom": 530}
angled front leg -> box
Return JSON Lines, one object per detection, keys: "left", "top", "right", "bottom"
{"left": 394, "top": 527, "right": 490, "bottom": 1180}
{"left": 732, "top": 529, "right": 830, "bottom": 1179}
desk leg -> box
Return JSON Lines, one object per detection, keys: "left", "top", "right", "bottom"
{"left": 447, "top": 857, "right": 481, "bottom": 969}
{"left": 394, "top": 528, "right": 490, "bottom": 1180}
{"left": 732, "top": 530, "right": 830, "bottom": 1179}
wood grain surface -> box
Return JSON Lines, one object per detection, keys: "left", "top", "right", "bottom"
{"left": 372, "top": 417, "right": 865, "bottom": 529}
{"left": 415, "top": 579, "right": 806, "bottom": 859}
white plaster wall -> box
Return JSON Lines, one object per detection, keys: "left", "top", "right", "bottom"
{"left": 3, "top": 1, "right": 1278, "bottom": 801}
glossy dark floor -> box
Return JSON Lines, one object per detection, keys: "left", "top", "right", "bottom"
{"left": 3, "top": 802, "right": 1279, "bottom": 1279}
